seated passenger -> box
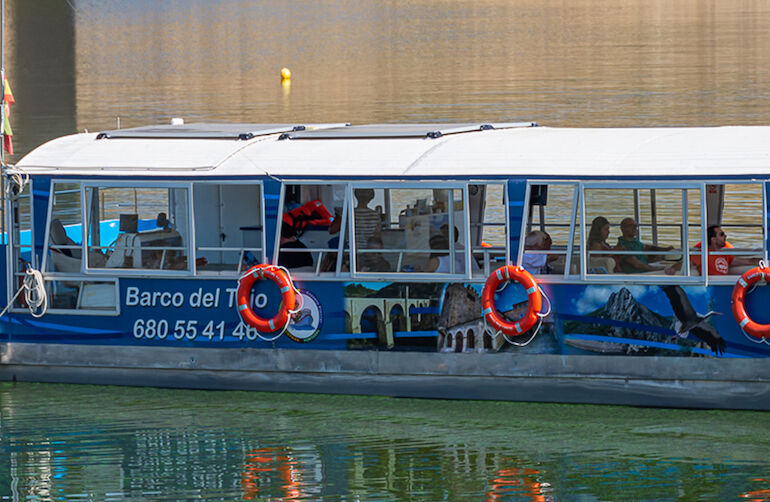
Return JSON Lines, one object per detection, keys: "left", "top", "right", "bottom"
{"left": 691, "top": 225, "right": 757, "bottom": 275}
{"left": 438, "top": 224, "right": 481, "bottom": 272}
{"left": 156, "top": 212, "right": 171, "bottom": 230}
{"left": 277, "top": 221, "right": 313, "bottom": 269}
{"left": 359, "top": 236, "right": 391, "bottom": 272}
{"left": 522, "top": 230, "right": 558, "bottom": 275}
{"left": 587, "top": 216, "right": 618, "bottom": 273}
{"left": 616, "top": 218, "right": 675, "bottom": 274}
{"left": 425, "top": 234, "right": 479, "bottom": 273}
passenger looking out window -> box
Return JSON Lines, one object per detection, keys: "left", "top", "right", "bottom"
{"left": 691, "top": 225, "right": 758, "bottom": 275}
{"left": 522, "top": 230, "right": 557, "bottom": 275}
{"left": 616, "top": 218, "right": 676, "bottom": 275}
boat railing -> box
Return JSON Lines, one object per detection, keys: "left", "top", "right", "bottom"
{"left": 88, "top": 244, "right": 187, "bottom": 270}
{"left": 279, "top": 245, "right": 506, "bottom": 277}
{"left": 195, "top": 246, "right": 263, "bottom": 274}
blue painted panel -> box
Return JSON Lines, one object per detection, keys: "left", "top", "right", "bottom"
{"left": 263, "top": 179, "right": 282, "bottom": 262}
{"left": 32, "top": 178, "right": 52, "bottom": 267}
{"left": 507, "top": 180, "right": 527, "bottom": 263}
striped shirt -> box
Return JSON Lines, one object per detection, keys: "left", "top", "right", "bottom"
{"left": 354, "top": 207, "right": 381, "bottom": 249}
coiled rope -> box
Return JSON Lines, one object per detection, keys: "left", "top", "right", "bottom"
{"left": 483, "top": 284, "right": 553, "bottom": 347}
{"left": 0, "top": 266, "right": 48, "bottom": 319}
{"left": 237, "top": 264, "right": 303, "bottom": 342}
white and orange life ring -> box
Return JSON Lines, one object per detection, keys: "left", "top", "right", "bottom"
{"left": 481, "top": 265, "right": 542, "bottom": 335}
{"left": 731, "top": 263, "right": 770, "bottom": 339}
{"left": 237, "top": 264, "right": 296, "bottom": 333}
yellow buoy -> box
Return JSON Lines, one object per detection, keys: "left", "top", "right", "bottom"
{"left": 280, "top": 67, "right": 291, "bottom": 80}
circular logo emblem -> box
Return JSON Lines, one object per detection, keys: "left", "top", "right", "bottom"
{"left": 286, "top": 289, "right": 323, "bottom": 343}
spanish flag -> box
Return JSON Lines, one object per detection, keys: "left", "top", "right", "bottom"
{"left": 3, "top": 78, "right": 14, "bottom": 155}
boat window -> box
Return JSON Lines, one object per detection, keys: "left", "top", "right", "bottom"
{"left": 698, "top": 183, "right": 765, "bottom": 279}
{"left": 583, "top": 186, "right": 701, "bottom": 278}
{"left": 43, "top": 278, "right": 119, "bottom": 313}
{"left": 470, "top": 183, "right": 508, "bottom": 277}
{"left": 46, "top": 182, "right": 83, "bottom": 274}
{"left": 276, "top": 183, "right": 345, "bottom": 276}
{"left": 84, "top": 185, "right": 191, "bottom": 272}
{"left": 351, "top": 186, "right": 473, "bottom": 275}
{"left": 8, "top": 178, "right": 33, "bottom": 310}
{"left": 192, "top": 183, "right": 264, "bottom": 275}
{"left": 521, "top": 183, "right": 580, "bottom": 277}
{"left": 44, "top": 183, "right": 116, "bottom": 312}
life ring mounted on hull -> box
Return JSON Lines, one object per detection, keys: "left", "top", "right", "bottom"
{"left": 731, "top": 262, "right": 770, "bottom": 341}
{"left": 237, "top": 264, "right": 299, "bottom": 340}
{"left": 481, "top": 265, "right": 544, "bottom": 343}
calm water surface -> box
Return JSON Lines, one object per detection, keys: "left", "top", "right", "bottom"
{"left": 3, "top": 1, "right": 770, "bottom": 500}
{"left": 1, "top": 383, "right": 769, "bottom": 501}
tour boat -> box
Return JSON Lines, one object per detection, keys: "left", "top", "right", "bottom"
{"left": 1, "top": 121, "right": 769, "bottom": 409}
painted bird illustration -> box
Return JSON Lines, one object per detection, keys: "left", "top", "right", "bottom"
{"left": 662, "top": 285, "right": 726, "bottom": 355}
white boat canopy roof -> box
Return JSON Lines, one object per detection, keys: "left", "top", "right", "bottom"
{"left": 13, "top": 122, "right": 770, "bottom": 178}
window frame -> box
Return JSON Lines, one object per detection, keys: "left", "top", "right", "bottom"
{"left": 81, "top": 180, "right": 193, "bottom": 277}
{"left": 518, "top": 180, "right": 581, "bottom": 282}
{"left": 519, "top": 179, "right": 768, "bottom": 285}
{"left": 349, "top": 181, "right": 469, "bottom": 280}
{"left": 7, "top": 177, "right": 36, "bottom": 313}
{"left": 273, "top": 180, "right": 508, "bottom": 281}
{"left": 191, "top": 180, "right": 266, "bottom": 277}
{"left": 696, "top": 180, "right": 767, "bottom": 285}
{"left": 273, "top": 180, "right": 352, "bottom": 280}
{"left": 580, "top": 181, "right": 704, "bottom": 284}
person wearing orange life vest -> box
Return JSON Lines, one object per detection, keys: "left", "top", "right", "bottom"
{"left": 691, "top": 225, "right": 756, "bottom": 275}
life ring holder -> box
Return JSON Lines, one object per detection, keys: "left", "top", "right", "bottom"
{"left": 731, "top": 260, "right": 770, "bottom": 344}
{"left": 237, "top": 264, "right": 303, "bottom": 342}
{"left": 481, "top": 265, "right": 551, "bottom": 346}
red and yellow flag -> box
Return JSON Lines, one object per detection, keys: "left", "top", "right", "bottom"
{"left": 3, "top": 78, "right": 14, "bottom": 155}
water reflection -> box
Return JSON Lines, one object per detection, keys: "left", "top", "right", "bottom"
{"left": 6, "top": 0, "right": 770, "bottom": 158}
{"left": 1, "top": 383, "right": 769, "bottom": 500}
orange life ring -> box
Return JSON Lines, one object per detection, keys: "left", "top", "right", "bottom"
{"left": 481, "top": 265, "right": 542, "bottom": 335}
{"left": 237, "top": 265, "right": 296, "bottom": 332}
{"left": 731, "top": 265, "right": 770, "bottom": 338}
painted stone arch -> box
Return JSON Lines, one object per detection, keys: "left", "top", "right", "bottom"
{"left": 389, "top": 304, "right": 406, "bottom": 332}
{"left": 454, "top": 330, "right": 465, "bottom": 352}
{"left": 360, "top": 305, "right": 383, "bottom": 334}
{"left": 483, "top": 331, "right": 493, "bottom": 350}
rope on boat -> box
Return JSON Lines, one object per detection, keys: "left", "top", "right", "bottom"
{"left": 237, "top": 264, "right": 304, "bottom": 342}
{"left": 484, "top": 284, "right": 552, "bottom": 348}
{"left": 0, "top": 266, "right": 48, "bottom": 319}
{"left": 5, "top": 169, "right": 28, "bottom": 199}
